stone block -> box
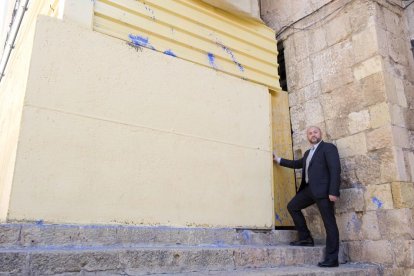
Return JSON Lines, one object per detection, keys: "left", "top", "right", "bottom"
{"left": 389, "top": 103, "right": 406, "bottom": 128}
{"left": 308, "top": 27, "right": 327, "bottom": 54}
{"left": 321, "top": 84, "right": 365, "bottom": 120}
{"left": 364, "top": 183, "right": 393, "bottom": 211}
{"left": 336, "top": 212, "right": 363, "bottom": 241}
{"left": 392, "top": 182, "right": 414, "bottom": 208}
{"left": 407, "top": 152, "right": 414, "bottom": 182}
{"left": 352, "top": 24, "right": 380, "bottom": 63}
{"left": 325, "top": 12, "right": 351, "bottom": 46}
{"left": 369, "top": 102, "right": 391, "bottom": 129}
{"left": 348, "top": 110, "right": 370, "bottom": 134}
{"left": 286, "top": 58, "right": 314, "bottom": 91}
{"left": 0, "top": 252, "right": 27, "bottom": 273}
{"left": 29, "top": 251, "right": 121, "bottom": 274}
{"left": 0, "top": 224, "right": 21, "bottom": 247}
{"left": 366, "top": 125, "right": 393, "bottom": 151}
{"left": 312, "top": 40, "right": 353, "bottom": 82}
{"left": 377, "top": 208, "right": 414, "bottom": 239}
{"left": 326, "top": 117, "right": 349, "bottom": 140}
{"left": 303, "top": 81, "right": 321, "bottom": 101}
{"left": 383, "top": 7, "right": 402, "bottom": 35}
{"left": 359, "top": 72, "right": 386, "bottom": 107}
{"left": 361, "top": 211, "right": 382, "bottom": 241}
{"left": 394, "top": 147, "right": 410, "bottom": 182}
{"left": 353, "top": 55, "right": 383, "bottom": 81}
{"left": 391, "top": 126, "right": 410, "bottom": 148}
{"left": 304, "top": 99, "right": 324, "bottom": 126}
{"left": 335, "top": 188, "right": 365, "bottom": 213}
{"left": 405, "top": 109, "right": 414, "bottom": 131}
{"left": 320, "top": 68, "right": 354, "bottom": 94}
{"left": 384, "top": 73, "right": 409, "bottom": 108}
{"left": 336, "top": 133, "right": 367, "bottom": 158}
{"left": 392, "top": 240, "right": 414, "bottom": 268}
{"left": 289, "top": 105, "right": 305, "bottom": 132}
{"left": 387, "top": 31, "right": 409, "bottom": 66}
{"left": 347, "top": 240, "right": 394, "bottom": 265}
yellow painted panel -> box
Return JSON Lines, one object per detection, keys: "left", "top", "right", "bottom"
{"left": 94, "top": 16, "right": 279, "bottom": 89}
{"left": 271, "top": 90, "right": 296, "bottom": 227}
{"left": 93, "top": 0, "right": 280, "bottom": 90}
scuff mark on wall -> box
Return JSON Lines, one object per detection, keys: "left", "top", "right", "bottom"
{"left": 216, "top": 42, "right": 244, "bottom": 72}
{"left": 163, "top": 49, "right": 177, "bottom": 57}
{"left": 207, "top": 52, "right": 217, "bottom": 69}
{"left": 128, "top": 34, "right": 156, "bottom": 50}
{"left": 372, "top": 197, "right": 383, "bottom": 208}
{"left": 275, "top": 213, "right": 282, "bottom": 224}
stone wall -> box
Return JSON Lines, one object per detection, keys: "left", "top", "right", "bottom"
{"left": 262, "top": 0, "right": 414, "bottom": 274}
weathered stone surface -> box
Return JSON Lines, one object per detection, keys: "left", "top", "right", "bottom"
{"left": 320, "top": 68, "right": 354, "bottom": 94}
{"left": 325, "top": 12, "right": 351, "bottom": 46}
{"left": 394, "top": 147, "right": 410, "bottom": 182}
{"left": 377, "top": 208, "right": 414, "bottom": 239}
{"left": 289, "top": 105, "right": 305, "bottom": 132}
{"left": 389, "top": 103, "right": 407, "bottom": 128}
{"left": 265, "top": 246, "right": 323, "bottom": 267}
{"left": 321, "top": 83, "right": 364, "bottom": 120}
{"left": 359, "top": 72, "right": 386, "bottom": 107}
{"left": 308, "top": 27, "right": 327, "bottom": 54}
{"left": 353, "top": 55, "right": 383, "bottom": 81}
{"left": 304, "top": 98, "right": 324, "bottom": 126}
{"left": 366, "top": 125, "right": 393, "bottom": 151}
{"left": 384, "top": 73, "right": 409, "bottom": 108}
{"left": 352, "top": 24, "right": 380, "bottom": 63}
{"left": 361, "top": 211, "right": 381, "bottom": 241}
{"left": 364, "top": 183, "right": 394, "bottom": 211}
{"left": 391, "top": 182, "right": 414, "bottom": 208}
{"left": 392, "top": 240, "right": 414, "bottom": 268}
{"left": 311, "top": 40, "right": 354, "bottom": 82}
{"left": 407, "top": 152, "right": 414, "bottom": 182}
{"left": 336, "top": 133, "right": 367, "bottom": 158}
{"left": 286, "top": 58, "right": 313, "bottom": 91}
{"left": 346, "top": 240, "right": 394, "bottom": 265}
{"left": 336, "top": 212, "right": 363, "bottom": 241}
{"left": 369, "top": 102, "right": 391, "bottom": 129}
{"left": 335, "top": 188, "right": 364, "bottom": 213}
{"left": 0, "top": 224, "right": 21, "bottom": 247}
{"left": 0, "top": 252, "right": 26, "bottom": 273}
{"left": 387, "top": 31, "right": 409, "bottom": 66}
{"left": 348, "top": 110, "right": 370, "bottom": 134}
{"left": 326, "top": 117, "right": 349, "bottom": 140}
{"left": 29, "top": 251, "right": 121, "bottom": 274}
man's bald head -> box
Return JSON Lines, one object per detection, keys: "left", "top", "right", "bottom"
{"left": 306, "top": 126, "right": 322, "bottom": 144}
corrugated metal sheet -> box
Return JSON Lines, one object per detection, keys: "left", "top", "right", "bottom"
{"left": 93, "top": 0, "right": 280, "bottom": 90}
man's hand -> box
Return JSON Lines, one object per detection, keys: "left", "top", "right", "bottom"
{"left": 273, "top": 151, "right": 280, "bottom": 163}
{"left": 329, "top": 195, "right": 338, "bottom": 202}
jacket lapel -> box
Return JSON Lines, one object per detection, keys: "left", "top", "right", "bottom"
{"left": 309, "top": 140, "right": 324, "bottom": 167}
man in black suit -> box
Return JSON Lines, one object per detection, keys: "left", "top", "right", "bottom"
{"left": 273, "top": 126, "right": 341, "bottom": 267}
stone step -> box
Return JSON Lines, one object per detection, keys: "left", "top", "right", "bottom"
{"left": 159, "top": 264, "right": 380, "bottom": 276}
{"left": 0, "top": 223, "right": 297, "bottom": 248}
{"left": 1, "top": 244, "right": 326, "bottom": 274}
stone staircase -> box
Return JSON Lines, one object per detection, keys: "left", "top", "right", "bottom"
{"left": 0, "top": 223, "right": 380, "bottom": 275}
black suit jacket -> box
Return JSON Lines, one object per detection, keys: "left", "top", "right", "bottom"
{"left": 280, "top": 141, "right": 341, "bottom": 199}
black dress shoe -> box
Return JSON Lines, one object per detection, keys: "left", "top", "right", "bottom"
{"left": 289, "top": 237, "right": 314, "bottom": 246}
{"left": 317, "top": 259, "right": 339, "bottom": 267}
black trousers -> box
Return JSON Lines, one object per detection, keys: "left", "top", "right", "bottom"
{"left": 287, "top": 186, "right": 339, "bottom": 261}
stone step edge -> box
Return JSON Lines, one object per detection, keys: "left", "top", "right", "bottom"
{"left": 0, "top": 244, "right": 326, "bottom": 252}
{"left": 0, "top": 223, "right": 298, "bottom": 247}
{"left": 160, "top": 263, "right": 381, "bottom": 275}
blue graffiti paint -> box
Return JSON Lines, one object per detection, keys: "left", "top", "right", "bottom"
{"left": 128, "top": 34, "right": 156, "bottom": 50}
{"left": 241, "top": 230, "right": 251, "bottom": 241}
{"left": 275, "top": 214, "right": 282, "bottom": 224}
{"left": 372, "top": 197, "right": 383, "bottom": 208}
{"left": 217, "top": 42, "right": 244, "bottom": 72}
{"left": 207, "top": 52, "right": 217, "bottom": 69}
{"left": 35, "top": 220, "right": 44, "bottom": 225}
{"left": 163, "top": 49, "right": 177, "bottom": 57}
